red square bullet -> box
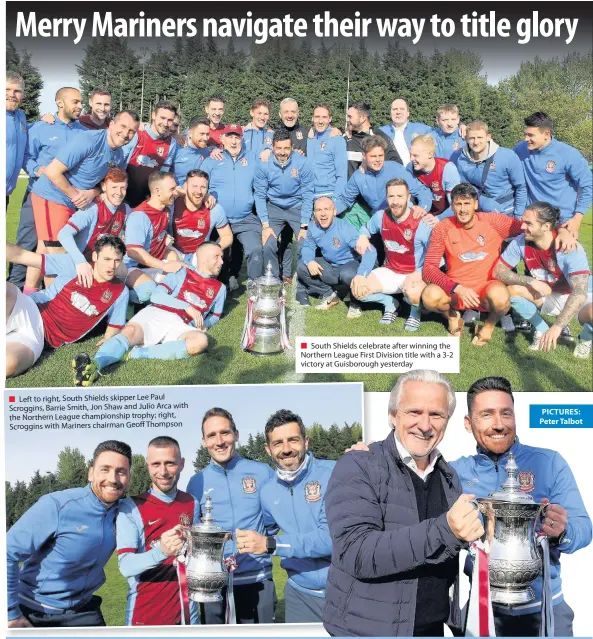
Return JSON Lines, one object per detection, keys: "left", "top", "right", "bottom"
{"left": 9, "top": 396, "right": 16, "bottom": 402}
{"left": 301, "top": 342, "right": 307, "bottom": 349}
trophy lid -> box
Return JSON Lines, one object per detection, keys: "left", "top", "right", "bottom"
{"left": 254, "top": 262, "right": 282, "bottom": 287}
{"left": 485, "top": 452, "right": 535, "bottom": 503}
{"left": 192, "top": 496, "right": 231, "bottom": 533}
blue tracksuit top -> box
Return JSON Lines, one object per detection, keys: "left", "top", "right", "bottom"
{"left": 201, "top": 149, "right": 257, "bottom": 222}
{"left": 186, "top": 454, "right": 275, "bottom": 585}
{"left": 306, "top": 128, "right": 348, "bottom": 198}
{"left": 452, "top": 142, "right": 527, "bottom": 217}
{"left": 450, "top": 438, "right": 592, "bottom": 616}
{"left": 172, "top": 143, "right": 211, "bottom": 187}
{"left": 243, "top": 123, "right": 274, "bottom": 155}
{"left": 6, "top": 108, "right": 28, "bottom": 195}
{"left": 431, "top": 128, "right": 466, "bottom": 160}
{"left": 6, "top": 484, "right": 118, "bottom": 620}
{"left": 254, "top": 152, "right": 315, "bottom": 224}
{"left": 301, "top": 217, "right": 376, "bottom": 276}
{"left": 336, "top": 161, "right": 433, "bottom": 215}
{"left": 513, "top": 138, "right": 592, "bottom": 223}
{"left": 379, "top": 121, "right": 433, "bottom": 149}
{"left": 261, "top": 454, "right": 336, "bottom": 597}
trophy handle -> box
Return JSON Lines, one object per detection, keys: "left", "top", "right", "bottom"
{"left": 534, "top": 502, "right": 550, "bottom": 551}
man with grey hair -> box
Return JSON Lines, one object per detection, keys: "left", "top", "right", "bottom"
{"left": 276, "top": 98, "right": 310, "bottom": 155}
{"left": 324, "top": 369, "right": 483, "bottom": 637}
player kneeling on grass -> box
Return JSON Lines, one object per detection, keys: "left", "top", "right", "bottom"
{"left": 6, "top": 236, "right": 128, "bottom": 378}
{"left": 295, "top": 196, "right": 376, "bottom": 314}
{"left": 73, "top": 242, "right": 225, "bottom": 386}
{"left": 493, "top": 202, "right": 592, "bottom": 358}
{"left": 350, "top": 178, "right": 435, "bottom": 329}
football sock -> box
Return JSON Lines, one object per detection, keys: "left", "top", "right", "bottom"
{"left": 510, "top": 297, "right": 548, "bottom": 334}
{"left": 579, "top": 322, "right": 593, "bottom": 342}
{"left": 362, "top": 294, "right": 398, "bottom": 313}
{"left": 129, "top": 340, "right": 190, "bottom": 361}
{"left": 408, "top": 304, "right": 422, "bottom": 321}
{"left": 130, "top": 281, "right": 157, "bottom": 304}
{"left": 94, "top": 334, "right": 130, "bottom": 371}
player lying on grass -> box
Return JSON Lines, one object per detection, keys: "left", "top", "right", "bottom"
{"left": 73, "top": 242, "right": 225, "bottom": 386}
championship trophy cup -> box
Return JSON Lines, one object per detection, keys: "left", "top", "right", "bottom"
{"left": 182, "top": 497, "right": 231, "bottom": 602}
{"left": 241, "top": 262, "right": 290, "bottom": 355}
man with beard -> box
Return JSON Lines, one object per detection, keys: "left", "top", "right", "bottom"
{"left": 172, "top": 117, "right": 214, "bottom": 187}
{"left": 493, "top": 202, "right": 592, "bottom": 356}
{"left": 124, "top": 100, "right": 178, "bottom": 207}
{"left": 116, "top": 437, "right": 200, "bottom": 625}
{"left": 169, "top": 169, "right": 231, "bottom": 264}
{"left": 454, "top": 121, "right": 526, "bottom": 219}
{"left": 236, "top": 410, "right": 335, "bottom": 623}
{"left": 324, "top": 370, "right": 482, "bottom": 637}
{"left": 243, "top": 98, "right": 274, "bottom": 156}
{"left": 186, "top": 408, "right": 276, "bottom": 624}
{"left": 204, "top": 95, "right": 230, "bottom": 147}
{"left": 7, "top": 440, "right": 132, "bottom": 627}
{"left": 5, "top": 236, "right": 129, "bottom": 379}
{"left": 201, "top": 126, "right": 264, "bottom": 286}
{"left": 6, "top": 70, "right": 27, "bottom": 201}
{"left": 79, "top": 89, "right": 112, "bottom": 130}
{"left": 452, "top": 376, "right": 591, "bottom": 636}
{"left": 255, "top": 129, "right": 314, "bottom": 286}
{"left": 431, "top": 104, "right": 466, "bottom": 160}
{"left": 10, "top": 86, "right": 87, "bottom": 293}
{"left": 351, "top": 178, "right": 435, "bottom": 328}
{"left": 57, "top": 168, "right": 130, "bottom": 287}
{"left": 296, "top": 196, "right": 376, "bottom": 312}
{"left": 422, "top": 183, "right": 576, "bottom": 345}
{"left": 123, "top": 172, "right": 180, "bottom": 303}
{"left": 75, "top": 241, "right": 225, "bottom": 384}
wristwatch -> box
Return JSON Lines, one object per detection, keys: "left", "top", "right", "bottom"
{"left": 551, "top": 530, "right": 567, "bottom": 546}
{"left": 266, "top": 536, "right": 277, "bottom": 554}
{"left": 300, "top": 224, "right": 308, "bottom": 230}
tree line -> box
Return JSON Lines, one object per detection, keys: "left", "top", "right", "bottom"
{"left": 5, "top": 422, "right": 361, "bottom": 529}
{"left": 6, "top": 39, "right": 592, "bottom": 160}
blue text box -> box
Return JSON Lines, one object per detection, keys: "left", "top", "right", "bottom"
{"left": 530, "top": 404, "right": 593, "bottom": 428}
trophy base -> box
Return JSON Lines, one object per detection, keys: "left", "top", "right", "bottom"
{"left": 247, "top": 349, "right": 283, "bottom": 357}
{"left": 189, "top": 591, "right": 223, "bottom": 603}
{"left": 491, "top": 586, "right": 535, "bottom": 605}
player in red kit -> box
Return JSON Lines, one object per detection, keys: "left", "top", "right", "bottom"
{"left": 79, "top": 89, "right": 112, "bottom": 130}
{"left": 116, "top": 437, "right": 200, "bottom": 625}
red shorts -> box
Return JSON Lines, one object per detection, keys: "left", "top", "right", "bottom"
{"left": 450, "top": 281, "right": 498, "bottom": 312}
{"left": 31, "top": 193, "right": 74, "bottom": 243}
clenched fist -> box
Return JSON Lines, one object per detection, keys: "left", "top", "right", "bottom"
{"left": 446, "top": 494, "right": 484, "bottom": 542}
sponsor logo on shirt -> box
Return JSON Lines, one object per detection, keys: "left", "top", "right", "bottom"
{"left": 183, "top": 292, "right": 207, "bottom": 309}
{"left": 291, "top": 167, "right": 299, "bottom": 178}
{"left": 529, "top": 268, "right": 557, "bottom": 283}
{"left": 518, "top": 471, "right": 535, "bottom": 492}
{"left": 71, "top": 291, "right": 99, "bottom": 316}
{"left": 458, "top": 250, "right": 488, "bottom": 263}
{"left": 242, "top": 476, "right": 257, "bottom": 494}
{"left": 545, "top": 160, "right": 556, "bottom": 173}
{"left": 332, "top": 237, "right": 341, "bottom": 249}
{"left": 384, "top": 239, "right": 409, "bottom": 254}
{"left": 136, "top": 154, "right": 158, "bottom": 168}
{"left": 178, "top": 228, "right": 203, "bottom": 238}
{"left": 305, "top": 481, "right": 322, "bottom": 502}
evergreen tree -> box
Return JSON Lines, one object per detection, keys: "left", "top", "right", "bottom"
{"left": 56, "top": 447, "right": 88, "bottom": 489}
{"left": 128, "top": 454, "right": 152, "bottom": 495}
{"left": 6, "top": 41, "right": 43, "bottom": 120}
{"left": 193, "top": 445, "right": 212, "bottom": 472}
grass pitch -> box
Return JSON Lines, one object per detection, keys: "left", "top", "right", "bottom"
{"left": 6, "top": 179, "right": 592, "bottom": 392}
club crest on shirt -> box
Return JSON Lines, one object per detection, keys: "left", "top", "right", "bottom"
{"left": 240, "top": 157, "right": 249, "bottom": 167}
{"left": 320, "top": 143, "right": 327, "bottom": 151}
{"left": 332, "top": 236, "right": 341, "bottom": 248}
{"left": 411, "top": 132, "right": 419, "bottom": 140}
{"left": 101, "top": 290, "right": 113, "bottom": 304}
{"left": 291, "top": 168, "right": 299, "bottom": 178}
{"left": 296, "top": 131, "right": 303, "bottom": 140}
{"left": 242, "top": 476, "right": 257, "bottom": 494}
{"left": 476, "top": 235, "right": 486, "bottom": 246}
{"left": 264, "top": 136, "right": 272, "bottom": 146}
{"left": 546, "top": 160, "right": 556, "bottom": 173}
{"left": 490, "top": 161, "right": 496, "bottom": 171}
{"left": 403, "top": 228, "right": 413, "bottom": 241}
{"left": 197, "top": 218, "right": 206, "bottom": 229}
{"left": 111, "top": 220, "right": 122, "bottom": 235}
{"left": 453, "top": 141, "right": 460, "bottom": 150}
{"left": 548, "top": 259, "right": 556, "bottom": 271}
{"left": 206, "top": 286, "right": 215, "bottom": 298}
{"left": 518, "top": 471, "right": 535, "bottom": 492}
{"left": 156, "top": 145, "right": 166, "bottom": 157}
{"left": 431, "top": 181, "right": 440, "bottom": 191}
{"left": 107, "top": 160, "right": 118, "bottom": 168}
{"left": 305, "top": 481, "right": 322, "bottom": 502}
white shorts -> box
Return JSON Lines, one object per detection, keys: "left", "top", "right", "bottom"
{"left": 6, "top": 289, "right": 45, "bottom": 362}
{"left": 541, "top": 291, "right": 593, "bottom": 317}
{"left": 130, "top": 306, "right": 201, "bottom": 346}
{"left": 371, "top": 268, "right": 410, "bottom": 295}
{"left": 125, "top": 266, "right": 165, "bottom": 284}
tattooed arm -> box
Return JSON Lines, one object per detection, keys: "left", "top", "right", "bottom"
{"left": 493, "top": 261, "right": 552, "bottom": 298}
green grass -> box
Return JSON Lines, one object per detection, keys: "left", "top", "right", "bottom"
{"left": 6, "top": 178, "right": 593, "bottom": 391}
{"left": 96, "top": 552, "right": 287, "bottom": 626}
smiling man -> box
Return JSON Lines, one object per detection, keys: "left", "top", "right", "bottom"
{"left": 451, "top": 376, "right": 592, "bottom": 636}
{"left": 324, "top": 370, "right": 482, "bottom": 637}
{"left": 235, "top": 410, "right": 336, "bottom": 622}
{"left": 186, "top": 408, "right": 276, "bottom": 624}
{"left": 6, "top": 440, "right": 132, "bottom": 627}
{"left": 116, "top": 437, "right": 200, "bottom": 626}
{"left": 79, "top": 89, "right": 112, "bottom": 130}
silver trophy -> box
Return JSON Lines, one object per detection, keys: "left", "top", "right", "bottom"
{"left": 182, "top": 497, "right": 231, "bottom": 602}
{"left": 473, "top": 452, "right": 547, "bottom": 605}
{"left": 241, "top": 262, "right": 290, "bottom": 356}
